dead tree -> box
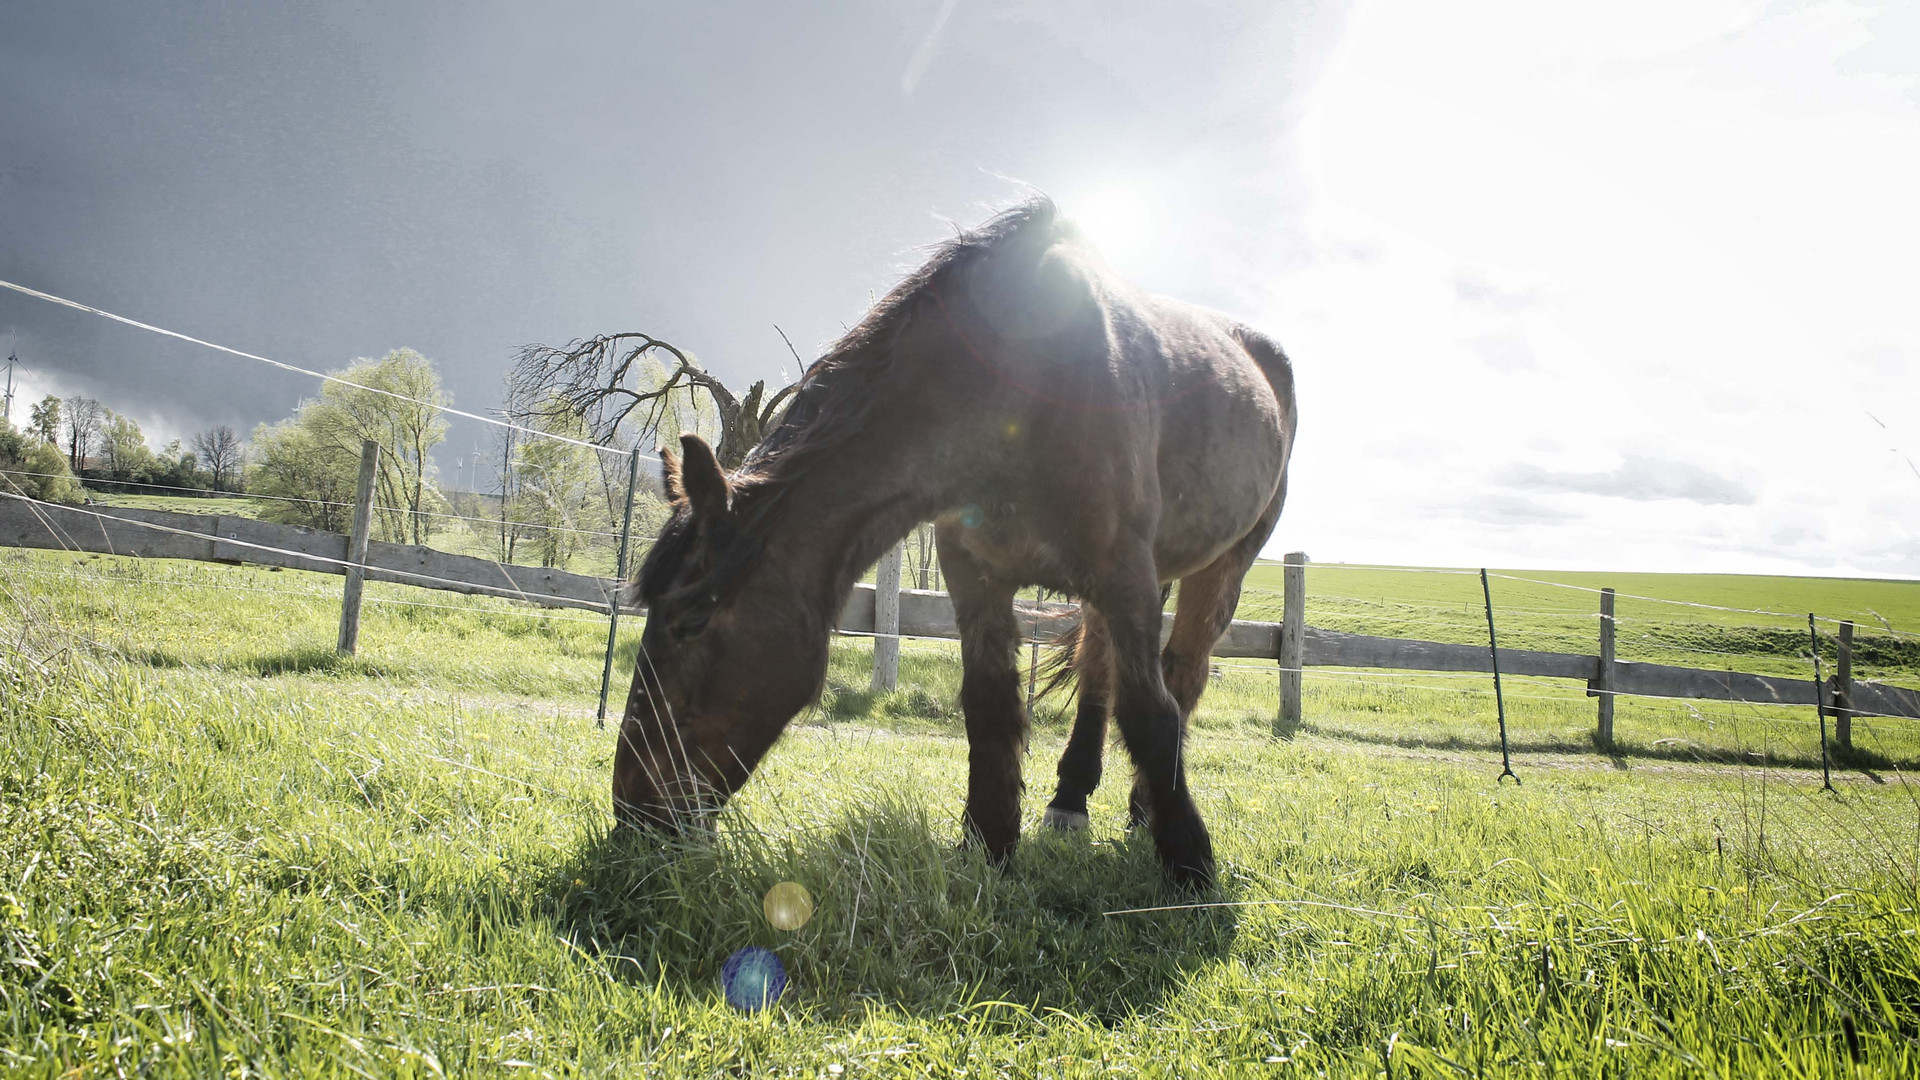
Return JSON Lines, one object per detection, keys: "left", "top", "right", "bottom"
{"left": 191, "top": 425, "right": 243, "bottom": 492}
{"left": 64, "top": 397, "right": 104, "bottom": 472}
{"left": 510, "top": 332, "right": 799, "bottom": 470}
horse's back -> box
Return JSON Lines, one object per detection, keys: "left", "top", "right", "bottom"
{"left": 932, "top": 219, "right": 1296, "bottom": 585}
{"left": 1106, "top": 294, "right": 1294, "bottom": 578}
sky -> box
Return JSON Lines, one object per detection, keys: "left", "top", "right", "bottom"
{"left": 2, "top": 0, "right": 1916, "bottom": 577}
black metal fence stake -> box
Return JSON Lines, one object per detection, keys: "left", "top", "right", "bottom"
{"left": 1481, "top": 568, "right": 1519, "bottom": 785}
{"left": 1807, "top": 614, "right": 1836, "bottom": 793}
{"left": 597, "top": 450, "right": 642, "bottom": 727}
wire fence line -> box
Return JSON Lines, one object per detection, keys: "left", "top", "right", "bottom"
{"left": 6, "top": 276, "right": 1910, "bottom": 638}
{"left": 1276, "top": 561, "right": 1920, "bottom": 638}
{"left": 0, "top": 468, "right": 641, "bottom": 540}
{"left": 5, "top": 495, "right": 1918, "bottom": 775}
{"left": 0, "top": 560, "right": 609, "bottom": 625}
{"left": 1490, "top": 570, "right": 1920, "bottom": 636}
{"left": 0, "top": 277, "right": 655, "bottom": 460}
{"left": 0, "top": 491, "right": 614, "bottom": 611}
{"left": 1242, "top": 570, "right": 1920, "bottom": 643}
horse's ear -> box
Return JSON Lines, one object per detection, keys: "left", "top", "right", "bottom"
{"left": 659, "top": 444, "right": 684, "bottom": 503}
{"left": 677, "top": 433, "right": 730, "bottom": 521}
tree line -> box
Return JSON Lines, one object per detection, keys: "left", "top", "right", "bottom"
{"left": 6, "top": 327, "right": 944, "bottom": 582}
{"left": 1, "top": 393, "right": 240, "bottom": 505}
{"left": 2, "top": 347, "right": 677, "bottom": 570}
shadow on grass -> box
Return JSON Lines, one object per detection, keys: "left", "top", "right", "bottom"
{"left": 128, "top": 647, "right": 189, "bottom": 669}
{"left": 541, "top": 797, "right": 1236, "bottom": 1023}
{"left": 1304, "top": 721, "right": 1915, "bottom": 773}
{"left": 240, "top": 646, "right": 390, "bottom": 679}
{"left": 122, "top": 644, "right": 394, "bottom": 680}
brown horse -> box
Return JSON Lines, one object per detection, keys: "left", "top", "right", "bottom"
{"left": 615, "top": 198, "right": 1296, "bottom": 887}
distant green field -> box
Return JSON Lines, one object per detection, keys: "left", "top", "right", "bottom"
{"left": 1244, "top": 559, "right": 1920, "bottom": 630}
{"left": 84, "top": 489, "right": 272, "bottom": 517}
{"left": 1239, "top": 561, "right": 1920, "bottom": 691}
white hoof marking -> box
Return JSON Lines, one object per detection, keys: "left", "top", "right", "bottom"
{"left": 1042, "top": 806, "right": 1091, "bottom": 831}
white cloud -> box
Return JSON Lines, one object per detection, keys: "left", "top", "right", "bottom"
{"left": 1245, "top": 0, "right": 1920, "bottom": 577}
{"left": 1499, "top": 454, "right": 1756, "bottom": 506}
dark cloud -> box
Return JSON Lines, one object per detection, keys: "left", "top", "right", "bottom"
{"left": 1499, "top": 454, "right": 1756, "bottom": 505}
{"left": 0, "top": 1, "right": 1349, "bottom": 455}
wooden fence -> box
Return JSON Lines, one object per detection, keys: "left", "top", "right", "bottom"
{"left": 4, "top": 496, "right": 1917, "bottom": 744}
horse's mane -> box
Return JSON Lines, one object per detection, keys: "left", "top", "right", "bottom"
{"left": 734, "top": 196, "right": 1063, "bottom": 488}
{"left": 638, "top": 197, "right": 1063, "bottom": 604}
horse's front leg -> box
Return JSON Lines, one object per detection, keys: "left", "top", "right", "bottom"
{"left": 1092, "top": 546, "right": 1216, "bottom": 890}
{"left": 935, "top": 526, "right": 1027, "bottom": 865}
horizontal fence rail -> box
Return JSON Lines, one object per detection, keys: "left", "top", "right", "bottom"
{"left": 0, "top": 498, "right": 621, "bottom": 612}
{"left": 4, "top": 498, "right": 1917, "bottom": 727}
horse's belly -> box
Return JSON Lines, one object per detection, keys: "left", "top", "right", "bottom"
{"left": 1150, "top": 473, "right": 1276, "bottom": 580}
{"left": 1151, "top": 390, "right": 1286, "bottom": 579}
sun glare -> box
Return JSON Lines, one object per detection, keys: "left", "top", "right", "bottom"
{"left": 1061, "top": 186, "right": 1157, "bottom": 265}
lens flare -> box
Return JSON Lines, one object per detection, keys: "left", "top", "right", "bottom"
{"left": 763, "top": 881, "right": 815, "bottom": 932}
{"left": 721, "top": 946, "right": 787, "bottom": 1012}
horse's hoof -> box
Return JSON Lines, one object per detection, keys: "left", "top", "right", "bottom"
{"left": 1164, "top": 856, "right": 1217, "bottom": 894}
{"left": 1041, "top": 806, "right": 1091, "bottom": 831}
{"left": 1155, "top": 810, "right": 1217, "bottom": 892}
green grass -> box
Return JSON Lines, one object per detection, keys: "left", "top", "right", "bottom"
{"left": 85, "top": 489, "right": 277, "bottom": 517}
{"left": 5, "top": 551, "right": 1920, "bottom": 1076}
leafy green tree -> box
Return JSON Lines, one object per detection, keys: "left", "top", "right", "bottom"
{"left": 148, "top": 439, "right": 208, "bottom": 492}
{"left": 0, "top": 422, "right": 84, "bottom": 504}
{"left": 247, "top": 349, "right": 449, "bottom": 541}
{"left": 27, "top": 395, "right": 60, "bottom": 445}
{"left": 96, "top": 413, "right": 156, "bottom": 482}
{"left": 510, "top": 404, "right": 601, "bottom": 568}
{"left": 249, "top": 417, "right": 357, "bottom": 532}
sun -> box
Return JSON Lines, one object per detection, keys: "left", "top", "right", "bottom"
{"left": 1060, "top": 186, "right": 1159, "bottom": 265}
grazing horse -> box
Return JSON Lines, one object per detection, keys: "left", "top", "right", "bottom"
{"left": 616, "top": 198, "right": 1296, "bottom": 887}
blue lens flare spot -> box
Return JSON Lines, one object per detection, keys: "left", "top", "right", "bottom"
{"left": 958, "top": 503, "right": 985, "bottom": 528}
{"left": 721, "top": 946, "right": 787, "bottom": 1012}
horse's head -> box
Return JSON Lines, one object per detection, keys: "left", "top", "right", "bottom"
{"left": 612, "top": 434, "right": 822, "bottom": 833}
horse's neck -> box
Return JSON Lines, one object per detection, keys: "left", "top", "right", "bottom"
{"left": 747, "top": 447, "right": 942, "bottom": 619}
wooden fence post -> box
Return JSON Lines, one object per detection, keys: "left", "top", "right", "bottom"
{"left": 1835, "top": 620, "right": 1854, "bottom": 752}
{"left": 336, "top": 440, "right": 379, "bottom": 656}
{"left": 1277, "top": 551, "right": 1306, "bottom": 738}
{"left": 1596, "top": 587, "right": 1616, "bottom": 745}
{"left": 871, "top": 541, "right": 903, "bottom": 692}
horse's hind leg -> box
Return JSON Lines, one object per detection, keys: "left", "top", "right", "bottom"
{"left": 1042, "top": 610, "right": 1112, "bottom": 831}
{"left": 936, "top": 525, "right": 1028, "bottom": 866}
{"left": 1109, "top": 483, "right": 1287, "bottom": 884}
{"left": 1092, "top": 545, "right": 1215, "bottom": 888}
{"left": 1127, "top": 519, "right": 1277, "bottom": 825}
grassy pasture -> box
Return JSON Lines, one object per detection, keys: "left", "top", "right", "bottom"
{"left": 4, "top": 549, "right": 1920, "bottom": 1077}
{"left": 83, "top": 490, "right": 269, "bottom": 517}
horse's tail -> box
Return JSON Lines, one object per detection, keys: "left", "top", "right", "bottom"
{"left": 1030, "top": 583, "right": 1171, "bottom": 707}
{"left": 1033, "top": 618, "right": 1085, "bottom": 705}
{"left": 1231, "top": 324, "right": 1298, "bottom": 428}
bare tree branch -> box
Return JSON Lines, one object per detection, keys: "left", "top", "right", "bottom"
{"left": 510, "top": 331, "right": 800, "bottom": 469}
{"left": 191, "top": 425, "right": 243, "bottom": 492}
